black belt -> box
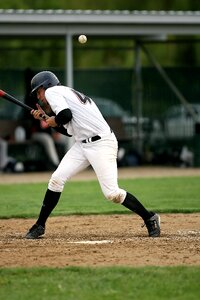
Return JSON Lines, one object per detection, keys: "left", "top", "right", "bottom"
{"left": 82, "top": 135, "right": 101, "bottom": 143}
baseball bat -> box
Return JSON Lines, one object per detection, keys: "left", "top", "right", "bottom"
{"left": 0, "top": 89, "right": 47, "bottom": 120}
{"left": 0, "top": 89, "right": 33, "bottom": 112}
{"left": 0, "top": 89, "right": 71, "bottom": 137}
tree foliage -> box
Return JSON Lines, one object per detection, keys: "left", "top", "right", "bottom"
{"left": 1, "top": 0, "right": 200, "bottom": 10}
{"left": 0, "top": 0, "right": 199, "bottom": 69}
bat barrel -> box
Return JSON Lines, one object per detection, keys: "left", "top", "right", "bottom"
{"left": 0, "top": 89, "right": 6, "bottom": 97}
{"left": 0, "top": 89, "right": 33, "bottom": 112}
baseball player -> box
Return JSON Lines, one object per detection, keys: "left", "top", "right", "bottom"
{"left": 25, "top": 71, "right": 160, "bottom": 239}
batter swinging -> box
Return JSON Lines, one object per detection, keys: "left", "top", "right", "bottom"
{"left": 25, "top": 71, "right": 160, "bottom": 239}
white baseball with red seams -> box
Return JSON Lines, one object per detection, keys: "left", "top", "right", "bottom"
{"left": 78, "top": 35, "right": 87, "bottom": 43}
{"left": 45, "top": 86, "right": 127, "bottom": 203}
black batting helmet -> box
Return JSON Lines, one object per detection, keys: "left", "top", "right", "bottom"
{"left": 31, "top": 71, "right": 60, "bottom": 94}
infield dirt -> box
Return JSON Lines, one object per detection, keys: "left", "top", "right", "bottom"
{"left": 0, "top": 167, "right": 200, "bottom": 267}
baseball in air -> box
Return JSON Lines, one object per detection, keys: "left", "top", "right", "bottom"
{"left": 78, "top": 35, "right": 87, "bottom": 44}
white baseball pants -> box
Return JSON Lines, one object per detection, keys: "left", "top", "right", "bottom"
{"left": 48, "top": 132, "right": 127, "bottom": 203}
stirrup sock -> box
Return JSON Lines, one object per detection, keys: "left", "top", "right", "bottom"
{"left": 36, "top": 189, "right": 61, "bottom": 227}
{"left": 122, "top": 192, "right": 151, "bottom": 221}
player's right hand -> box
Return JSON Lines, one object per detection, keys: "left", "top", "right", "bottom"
{"left": 31, "top": 104, "right": 49, "bottom": 120}
{"left": 31, "top": 109, "right": 47, "bottom": 120}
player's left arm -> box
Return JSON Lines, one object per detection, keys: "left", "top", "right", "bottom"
{"left": 46, "top": 108, "right": 72, "bottom": 127}
{"left": 55, "top": 109, "right": 72, "bottom": 126}
{"left": 44, "top": 109, "right": 73, "bottom": 137}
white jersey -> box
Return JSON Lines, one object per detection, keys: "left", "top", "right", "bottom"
{"left": 45, "top": 86, "right": 111, "bottom": 142}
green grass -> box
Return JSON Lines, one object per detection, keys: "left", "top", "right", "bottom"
{"left": 0, "top": 266, "right": 200, "bottom": 300}
{"left": 0, "top": 176, "right": 199, "bottom": 218}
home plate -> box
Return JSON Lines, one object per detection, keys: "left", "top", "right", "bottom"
{"left": 69, "top": 240, "right": 113, "bottom": 244}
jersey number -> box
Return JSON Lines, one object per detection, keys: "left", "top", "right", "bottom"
{"left": 71, "top": 89, "right": 91, "bottom": 104}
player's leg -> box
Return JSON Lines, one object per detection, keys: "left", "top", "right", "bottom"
{"left": 122, "top": 192, "right": 160, "bottom": 237}
{"left": 25, "top": 142, "right": 90, "bottom": 239}
{"left": 86, "top": 138, "right": 150, "bottom": 216}
{"left": 84, "top": 134, "right": 160, "bottom": 237}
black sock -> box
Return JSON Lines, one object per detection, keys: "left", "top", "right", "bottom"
{"left": 122, "top": 192, "right": 152, "bottom": 221}
{"left": 36, "top": 189, "right": 61, "bottom": 227}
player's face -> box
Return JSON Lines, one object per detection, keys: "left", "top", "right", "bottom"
{"left": 36, "top": 87, "right": 47, "bottom": 104}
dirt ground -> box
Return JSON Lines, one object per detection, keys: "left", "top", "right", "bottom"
{"left": 0, "top": 167, "right": 200, "bottom": 267}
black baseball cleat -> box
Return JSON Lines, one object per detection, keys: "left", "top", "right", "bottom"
{"left": 25, "top": 224, "right": 45, "bottom": 239}
{"left": 143, "top": 213, "right": 160, "bottom": 237}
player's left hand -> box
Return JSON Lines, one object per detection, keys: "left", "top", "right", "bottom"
{"left": 31, "top": 104, "right": 58, "bottom": 127}
{"left": 45, "top": 116, "right": 58, "bottom": 127}
{"left": 35, "top": 103, "right": 57, "bottom": 127}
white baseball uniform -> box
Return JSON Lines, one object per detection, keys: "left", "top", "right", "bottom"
{"left": 45, "top": 86, "right": 126, "bottom": 203}
{"left": 25, "top": 71, "right": 160, "bottom": 239}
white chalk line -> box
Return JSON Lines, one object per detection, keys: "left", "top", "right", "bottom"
{"left": 68, "top": 240, "right": 113, "bottom": 245}
{"left": 67, "top": 231, "right": 200, "bottom": 245}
